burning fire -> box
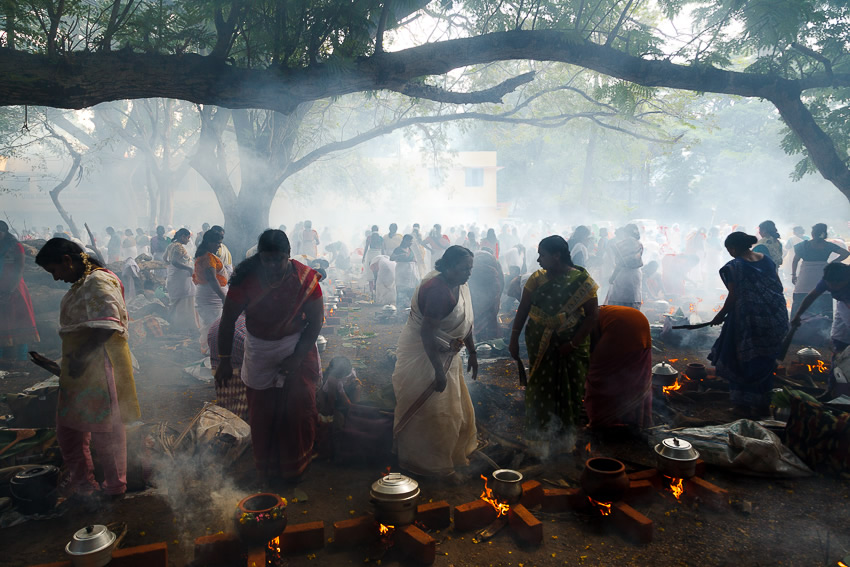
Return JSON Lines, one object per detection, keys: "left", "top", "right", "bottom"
{"left": 479, "top": 475, "right": 511, "bottom": 517}
{"left": 663, "top": 378, "right": 682, "bottom": 395}
{"left": 668, "top": 358, "right": 679, "bottom": 363}
{"left": 586, "top": 496, "right": 612, "bottom": 516}
{"left": 668, "top": 307, "right": 676, "bottom": 314}
{"left": 807, "top": 360, "right": 828, "bottom": 374}
{"left": 666, "top": 477, "right": 684, "bottom": 499}
{"left": 379, "top": 523, "right": 395, "bottom": 535}
{"left": 268, "top": 536, "right": 281, "bottom": 553}
{"left": 585, "top": 442, "right": 592, "bottom": 453}
{"left": 689, "top": 303, "right": 696, "bottom": 312}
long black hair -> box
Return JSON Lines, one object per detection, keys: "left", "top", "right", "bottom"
{"left": 758, "top": 220, "right": 780, "bottom": 240}
{"left": 35, "top": 238, "right": 104, "bottom": 269}
{"left": 812, "top": 223, "right": 828, "bottom": 241}
{"left": 568, "top": 225, "right": 590, "bottom": 249}
{"left": 724, "top": 231, "right": 758, "bottom": 250}
{"left": 538, "top": 235, "right": 574, "bottom": 267}
{"left": 435, "top": 245, "right": 473, "bottom": 272}
{"left": 195, "top": 229, "right": 223, "bottom": 259}
{"left": 229, "top": 229, "right": 291, "bottom": 286}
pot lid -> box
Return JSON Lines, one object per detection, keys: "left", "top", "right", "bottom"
{"left": 652, "top": 362, "right": 678, "bottom": 376}
{"left": 655, "top": 437, "right": 700, "bottom": 461}
{"left": 370, "top": 473, "right": 419, "bottom": 500}
{"left": 66, "top": 525, "right": 116, "bottom": 555}
{"left": 796, "top": 347, "right": 822, "bottom": 357}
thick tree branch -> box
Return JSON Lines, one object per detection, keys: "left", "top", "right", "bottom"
{"left": 400, "top": 71, "right": 535, "bottom": 104}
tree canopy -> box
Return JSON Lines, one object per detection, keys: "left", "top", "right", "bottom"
{"left": 1, "top": 0, "right": 849, "bottom": 203}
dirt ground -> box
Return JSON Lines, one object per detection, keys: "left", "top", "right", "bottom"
{"left": 1, "top": 280, "right": 849, "bottom": 567}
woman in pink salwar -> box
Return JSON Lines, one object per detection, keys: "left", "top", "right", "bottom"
{"left": 35, "top": 239, "right": 141, "bottom": 503}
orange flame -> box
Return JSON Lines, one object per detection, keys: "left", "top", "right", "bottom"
{"left": 807, "top": 360, "right": 828, "bottom": 374}
{"left": 379, "top": 523, "right": 395, "bottom": 535}
{"left": 663, "top": 378, "right": 682, "bottom": 395}
{"left": 479, "top": 475, "right": 511, "bottom": 517}
{"left": 381, "top": 466, "right": 391, "bottom": 477}
{"left": 268, "top": 536, "right": 281, "bottom": 553}
{"left": 668, "top": 307, "right": 676, "bottom": 314}
{"left": 668, "top": 358, "right": 679, "bottom": 363}
{"left": 689, "top": 303, "right": 696, "bottom": 312}
{"left": 837, "top": 561, "right": 848, "bottom": 567}
{"left": 667, "top": 477, "right": 684, "bottom": 499}
{"left": 585, "top": 442, "right": 592, "bottom": 453}
{"left": 586, "top": 496, "right": 612, "bottom": 516}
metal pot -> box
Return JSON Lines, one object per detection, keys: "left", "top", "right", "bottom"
{"left": 369, "top": 472, "right": 420, "bottom": 526}
{"left": 491, "top": 469, "right": 523, "bottom": 505}
{"left": 65, "top": 524, "right": 116, "bottom": 567}
{"left": 796, "top": 347, "right": 822, "bottom": 366}
{"left": 10, "top": 465, "right": 59, "bottom": 515}
{"left": 316, "top": 335, "right": 327, "bottom": 353}
{"left": 654, "top": 437, "right": 700, "bottom": 478}
{"left": 652, "top": 362, "right": 679, "bottom": 387}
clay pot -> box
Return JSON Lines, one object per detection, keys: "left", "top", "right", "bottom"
{"left": 686, "top": 363, "right": 707, "bottom": 381}
{"left": 580, "top": 457, "right": 629, "bottom": 503}
{"left": 234, "top": 493, "right": 287, "bottom": 544}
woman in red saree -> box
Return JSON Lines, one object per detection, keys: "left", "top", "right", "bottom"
{"left": 585, "top": 306, "right": 653, "bottom": 429}
{"left": 0, "top": 221, "right": 39, "bottom": 361}
{"left": 215, "top": 230, "right": 323, "bottom": 481}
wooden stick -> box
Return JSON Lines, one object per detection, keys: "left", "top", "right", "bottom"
{"left": 672, "top": 322, "right": 713, "bottom": 330}
{"left": 84, "top": 222, "right": 105, "bottom": 264}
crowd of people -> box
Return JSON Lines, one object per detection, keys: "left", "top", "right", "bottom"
{"left": 4, "top": 215, "right": 850, "bottom": 498}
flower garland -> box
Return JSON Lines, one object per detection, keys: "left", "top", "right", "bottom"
{"left": 71, "top": 252, "right": 97, "bottom": 291}
{"left": 237, "top": 498, "right": 287, "bottom": 525}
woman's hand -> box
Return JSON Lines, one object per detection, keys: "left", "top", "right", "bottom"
{"left": 709, "top": 312, "right": 726, "bottom": 326}
{"left": 66, "top": 354, "right": 86, "bottom": 379}
{"left": 467, "top": 352, "right": 478, "bottom": 381}
{"left": 214, "top": 358, "right": 233, "bottom": 385}
{"left": 791, "top": 275, "right": 797, "bottom": 286}
{"left": 433, "top": 366, "right": 448, "bottom": 392}
{"left": 279, "top": 352, "right": 305, "bottom": 379}
{"left": 790, "top": 315, "right": 802, "bottom": 328}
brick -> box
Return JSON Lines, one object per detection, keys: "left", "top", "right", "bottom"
{"left": 541, "top": 488, "right": 584, "bottom": 512}
{"left": 686, "top": 476, "right": 729, "bottom": 509}
{"left": 194, "top": 532, "right": 242, "bottom": 565}
{"left": 520, "top": 480, "right": 543, "bottom": 509}
{"left": 508, "top": 503, "right": 543, "bottom": 546}
{"left": 396, "top": 523, "right": 436, "bottom": 564}
{"left": 246, "top": 546, "right": 266, "bottom": 567}
{"left": 453, "top": 499, "right": 498, "bottom": 531}
{"left": 333, "top": 514, "right": 378, "bottom": 548}
{"left": 627, "top": 468, "right": 658, "bottom": 481}
{"left": 31, "top": 543, "right": 170, "bottom": 567}
{"left": 326, "top": 316, "right": 341, "bottom": 326}
{"left": 612, "top": 502, "right": 653, "bottom": 544}
{"left": 416, "top": 500, "right": 451, "bottom": 529}
{"left": 277, "top": 521, "right": 325, "bottom": 554}
{"left": 624, "top": 479, "right": 655, "bottom": 505}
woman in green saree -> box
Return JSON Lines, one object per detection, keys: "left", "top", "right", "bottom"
{"left": 509, "top": 236, "right": 599, "bottom": 442}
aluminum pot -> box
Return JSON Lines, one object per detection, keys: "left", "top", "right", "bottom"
{"left": 65, "top": 524, "right": 116, "bottom": 567}
{"left": 316, "top": 335, "right": 328, "bottom": 353}
{"left": 491, "top": 469, "right": 523, "bottom": 505}
{"left": 370, "top": 472, "right": 420, "bottom": 526}
{"left": 651, "top": 362, "right": 679, "bottom": 387}
{"left": 654, "top": 437, "right": 700, "bottom": 478}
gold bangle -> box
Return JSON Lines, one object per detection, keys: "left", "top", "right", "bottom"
{"left": 218, "top": 354, "right": 231, "bottom": 358}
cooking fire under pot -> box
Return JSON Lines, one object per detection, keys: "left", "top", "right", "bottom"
{"left": 654, "top": 437, "right": 700, "bottom": 478}
{"left": 369, "top": 472, "right": 420, "bottom": 526}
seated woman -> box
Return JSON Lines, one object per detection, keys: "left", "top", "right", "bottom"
{"left": 317, "top": 356, "right": 362, "bottom": 421}
{"left": 392, "top": 246, "right": 478, "bottom": 478}
{"left": 585, "top": 306, "right": 653, "bottom": 429}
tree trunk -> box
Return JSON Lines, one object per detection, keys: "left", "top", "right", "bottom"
{"left": 581, "top": 126, "right": 597, "bottom": 206}
{"left": 49, "top": 150, "right": 83, "bottom": 240}
{"left": 226, "top": 184, "right": 277, "bottom": 261}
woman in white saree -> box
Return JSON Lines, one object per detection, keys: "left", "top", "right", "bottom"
{"left": 392, "top": 246, "right": 479, "bottom": 477}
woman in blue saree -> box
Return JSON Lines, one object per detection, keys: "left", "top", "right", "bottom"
{"left": 709, "top": 232, "right": 789, "bottom": 418}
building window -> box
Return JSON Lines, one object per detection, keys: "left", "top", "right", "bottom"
{"left": 465, "top": 167, "right": 484, "bottom": 187}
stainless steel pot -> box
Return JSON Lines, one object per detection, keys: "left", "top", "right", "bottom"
{"left": 369, "top": 472, "right": 420, "bottom": 526}
{"left": 65, "top": 525, "right": 116, "bottom": 567}
{"left": 654, "top": 437, "right": 700, "bottom": 478}
{"left": 652, "top": 362, "right": 679, "bottom": 387}
{"left": 490, "top": 469, "right": 523, "bottom": 505}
